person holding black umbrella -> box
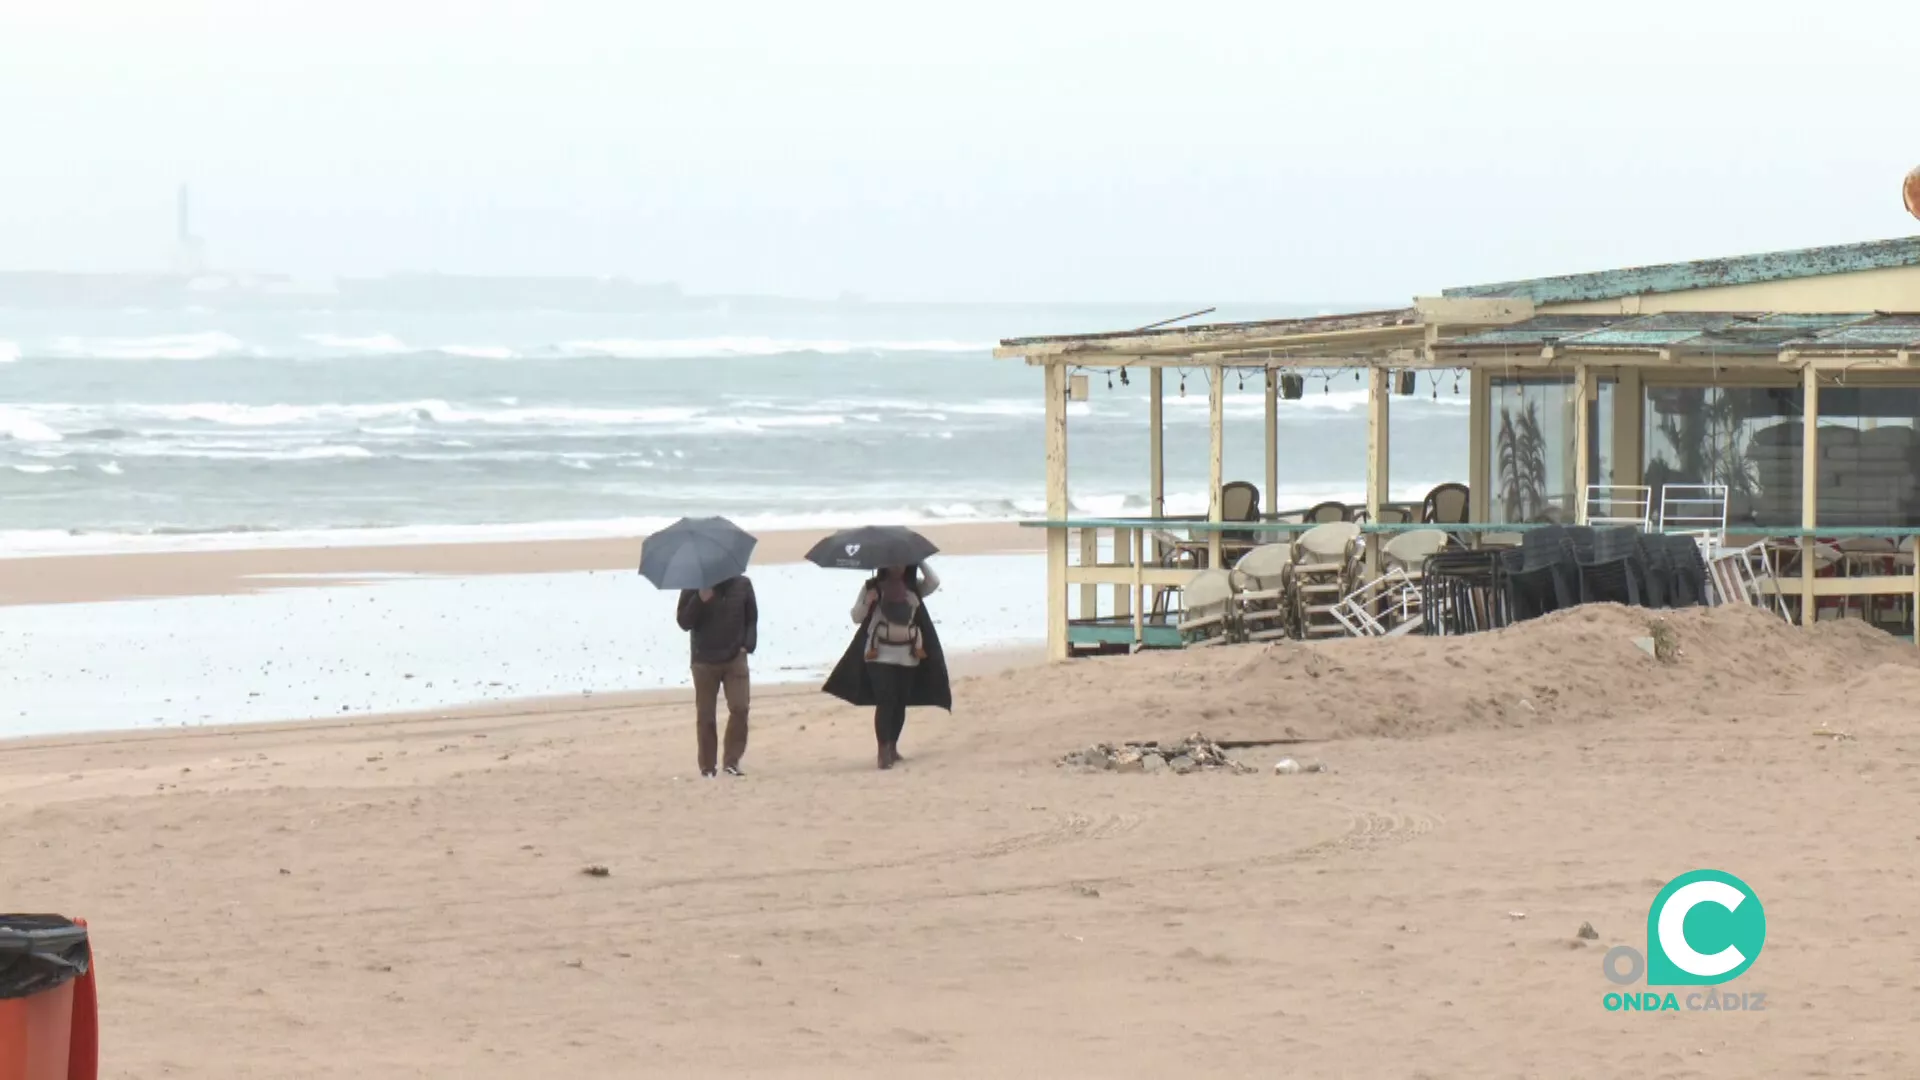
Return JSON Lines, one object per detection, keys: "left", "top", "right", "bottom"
{"left": 816, "top": 529, "right": 953, "bottom": 770}
{"left": 641, "top": 517, "right": 760, "bottom": 779}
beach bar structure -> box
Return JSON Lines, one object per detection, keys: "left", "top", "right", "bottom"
{"left": 995, "top": 236, "right": 1920, "bottom": 661}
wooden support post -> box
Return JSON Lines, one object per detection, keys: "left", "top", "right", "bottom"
{"left": 1613, "top": 367, "right": 1643, "bottom": 499}
{"left": 1079, "top": 528, "right": 1098, "bottom": 623}
{"left": 1468, "top": 368, "right": 1491, "bottom": 525}
{"left": 1573, "top": 363, "right": 1592, "bottom": 525}
{"left": 1264, "top": 367, "right": 1279, "bottom": 525}
{"left": 1148, "top": 367, "right": 1167, "bottom": 617}
{"left": 1044, "top": 361, "right": 1070, "bottom": 660}
{"left": 1114, "top": 527, "right": 1133, "bottom": 623}
{"left": 1149, "top": 368, "right": 1165, "bottom": 519}
{"left": 1801, "top": 363, "right": 1819, "bottom": 628}
{"left": 1207, "top": 364, "right": 1225, "bottom": 570}
{"left": 1366, "top": 366, "right": 1389, "bottom": 576}
{"left": 1132, "top": 527, "right": 1146, "bottom": 650}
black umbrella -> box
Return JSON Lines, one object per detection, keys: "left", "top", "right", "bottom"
{"left": 805, "top": 525, "right": 939, "bottom": 571}
{"left": 639, "top": 517, "right": 758, "bottom": 590}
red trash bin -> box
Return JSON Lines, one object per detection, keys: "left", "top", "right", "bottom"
{"left": 0, "top": 916, "right": 94, "bottom": 1080}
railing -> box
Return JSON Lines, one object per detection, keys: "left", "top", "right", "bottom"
{"left": 1020, "top": 517, "right": 1920, "bottom": 653}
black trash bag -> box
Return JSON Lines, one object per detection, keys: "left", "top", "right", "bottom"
{"left": 0, "top": 915, "right": 91, "bottom": 1000}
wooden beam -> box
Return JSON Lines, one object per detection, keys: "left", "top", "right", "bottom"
{"left": 1801, "top": 363, "right": 1819, "bottom": 628}
{"left": 1366, "top": 366, "right": 1389, "bottom": 575}
{"left": 1149, "top": 368, "right": 1165, "bottom": 518}
{"left": 1067, "top": 565, "right": 1201, "bottom": 588}
{"left": 1132, "top": 528, "right": 1146, "bottom": 650}
{"left": 1044, "top": 362, "right": 1070, "bottom": 660}
{"left": 1469, "top": 368, "right": 1491, "bottom": 523}
{"left": 1573, "top": 363, "right": 1592, "bottom": 524}
{"left": 1612, "top": 366, "right": 1643, "bottom": 495}
{"left": 1758, "top": 575, "right": 1917, "bottom": 598}
{"left": 996, "top": 310, "right": 1423, "bottom": 360}
{"left": 1264, "top": 367, "right": 1279, "bottom": 526}
{"left": 1207, "top": 364, "right": 1225, "bottom": 569}
{"left": 1413, "top": 296, "right": 1535, "bottom": 326}
{"left": 1078, "top": 528, "right": 1098, "bottom": 624}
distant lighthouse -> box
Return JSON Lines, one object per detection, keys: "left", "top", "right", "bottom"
{"left": 173, "top": 183, "right": 207, "bottom": 274}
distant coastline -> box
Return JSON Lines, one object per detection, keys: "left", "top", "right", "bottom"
{"left": 0, "top": 270, "right": 1382, "bottom": 316}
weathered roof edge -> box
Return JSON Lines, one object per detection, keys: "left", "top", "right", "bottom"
{"left": 996, "top": 307, "right": 1418, "bottom": 355}
{"left": 1442, "top": 236, "right": 1920, "bottom": 305}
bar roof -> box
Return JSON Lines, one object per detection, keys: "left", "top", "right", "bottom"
{"left": 1441, "top": 236, "right": 1920, "bottom": 305}
{"left": 1443, "top": 312, "right": 1920, "bottom": 355}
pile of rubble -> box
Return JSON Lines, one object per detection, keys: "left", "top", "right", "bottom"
{"left": 1057, "top": 733, "right": 1257, "bottom": 775}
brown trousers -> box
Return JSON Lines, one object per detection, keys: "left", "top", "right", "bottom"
{"left": 691, "top": 651, "right": 750, "bottom": 773}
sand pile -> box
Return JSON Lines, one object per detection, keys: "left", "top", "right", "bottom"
{"left": 969, "top": 603, "right": 1920, "bottom": 748}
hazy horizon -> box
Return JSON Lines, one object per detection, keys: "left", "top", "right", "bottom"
{"left": 4, "top": 0, "right": 1917, "bottom": 303}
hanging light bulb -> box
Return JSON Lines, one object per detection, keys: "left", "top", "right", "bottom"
{"left": 1119, "top": 368, "right": 1130, "bottom": 387}
{"left": 1179, "top": 371, "right": 1187, "bottom": 397}
{"left": 1106, "top": 371, "right": 1114, "bottom": 390}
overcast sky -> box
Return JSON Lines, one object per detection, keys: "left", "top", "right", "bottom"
{"left": 2, "top": 0, "right": 1916, "bottom": 302}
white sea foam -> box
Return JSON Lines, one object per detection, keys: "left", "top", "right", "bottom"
{"left": 305, "top": 332, "right": 410, "bottom": 353}
{"left": 46, "top": 332, "right": 249, "bottom": 361}
{"left": 0, "top": 340, "right": 19, "bottom": 364}
{"left": 435, "top": 344, "right": 520, "bottom": 360}
{"left": 0, "top": 408, "right": 64, "bottom": 443}
{"left": 561, "top": 336, "right": 990, "bottom": 359}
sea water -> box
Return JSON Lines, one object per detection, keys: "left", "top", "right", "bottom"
{"left": 0, "top": 306, "right": 1470, "bottom": 554}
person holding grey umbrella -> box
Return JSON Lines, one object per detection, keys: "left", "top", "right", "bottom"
{"left": 814, "top": 527, "right": 953, "bottom": 770}
{"left": 641, "top": 517, "right": 759, "bottom": 778}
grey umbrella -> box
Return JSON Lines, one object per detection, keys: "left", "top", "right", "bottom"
{"left": 805, "top": 525, "right": 939, "bottom": 571}
{"left": 639, "top": 517, "right": 758, "bottom": 590}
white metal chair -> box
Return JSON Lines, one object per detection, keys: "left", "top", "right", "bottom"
{"left": 1658, "top": 483, "right": 1730, "bottom": 553}
{"left": 1583, "top": 484, "right": 1652, "bottom": 530}
{"left": 1707, "top": 539, "right": 1791, "bottom": 622}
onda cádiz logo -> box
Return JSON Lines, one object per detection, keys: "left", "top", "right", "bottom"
{"left": 1601, "top": 870, "right": 1768, "bottom": 1013}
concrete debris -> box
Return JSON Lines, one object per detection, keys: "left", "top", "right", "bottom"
{"left": 1057, "top": 734, "right": 1256, "bottom": 775}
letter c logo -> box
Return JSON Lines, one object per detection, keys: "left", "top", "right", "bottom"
{"left": 1657, "top": 880, "right": 1747, "bottom": 977}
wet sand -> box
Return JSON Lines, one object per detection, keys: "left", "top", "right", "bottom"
{"left": 0, "top": 522, "right": 1039, "bottom": 605}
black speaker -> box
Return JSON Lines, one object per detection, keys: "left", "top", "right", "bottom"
{"left": 1395, "top": 370, "right": 1417, "bottom": 396}
{"left": 1281, "top": 373, "right": 1304, "bottom": 400}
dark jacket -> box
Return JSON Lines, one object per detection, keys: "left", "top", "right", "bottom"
{"left": 677, "top": 576, "right": 757, "bottom": 665}
{"left": 822, "top": 578, "right": 952, "bottom": 711}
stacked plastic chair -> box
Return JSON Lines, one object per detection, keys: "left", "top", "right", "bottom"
{"left": 1664, "top": 534, "right": 1711, "bottom": 606}
{"left": 1419, "top": 549, "right": 1512, "bottom": 636}
{"left": 1578, "top": 526, "right": 1647, "bottom": 606}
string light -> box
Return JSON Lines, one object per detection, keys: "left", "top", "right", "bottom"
{"left": 1179, "top": 370, "right": 1187, "bottom": 397}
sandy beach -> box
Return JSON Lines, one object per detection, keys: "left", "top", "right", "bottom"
{"left": 4, "top": 600, "right": 1918, "bottom": 1077}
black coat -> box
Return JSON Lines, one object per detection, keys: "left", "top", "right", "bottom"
{"left": 821, "top": 592, "right": 953, "bottom": 711}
